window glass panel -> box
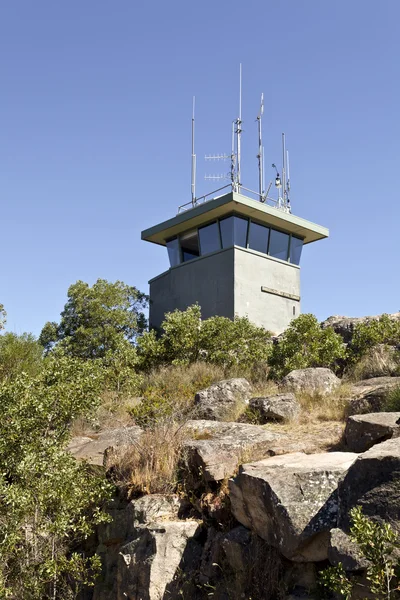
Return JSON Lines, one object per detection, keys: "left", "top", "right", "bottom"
{"left": 290, "top": 236, "right": 303, "bottom": 265}
{"left": 180, "top": 229, "right": 200, "bottom": 262}
{"left": 199, "top": 222, "right": 220, "bottom": 255}
{"left": 220, "top": 216, "right": 248, "bottom": 248}
{"left": 269, "top": 229, "right": 289, "bottom": 261}
{"left": 248, "top": 221, "right": 270, "bottom": 254}
{"left": 166, "top": 237, "right": 180, "bottom": 267}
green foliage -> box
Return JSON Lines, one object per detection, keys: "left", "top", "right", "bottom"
{"left": 137, "top": 304, "right": 272, "bottom": 371}
{"left": 320, "top": 506, "right": 400, "bottom": 599}
{"left": 0, "top": 305, "right": 6, "bottom": 331}
{"left": 0, "top": 332, "right": 43, "bottom": 382}
{"left": 40, "top": 279, "right": 148, "bottom": 359}
{"left": 0, "top": 354, "right": 112, "bottom": 598}
{"left": 348, "top": 315, "right": 400, "bottom": 364}
{"left": 102, "top": 338, "right": 143, "bottom": 397}
{"left": 268, "top": 314, "right": 346, "bottom": 380}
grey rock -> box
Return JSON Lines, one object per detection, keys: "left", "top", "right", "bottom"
{"left": 328, "top": 528, "right": 370, "bottom": 571}
{"left": 250, "top": 393, "right": 300, "bottom": 422}
{"left": 338, "top": 437, "right": 400, "bottom": 532}
{"left": 66, "top": 426, "right": 143, "bottom": 467}
{"left": 194, "top": 378, "right": 252, "bottom": 421}
{"left": 345, "top": 412, "right": 400, "bottom": 452}
{"left": 230, "top": 451, "right": 358, "bottom": 562}
{"left": 348, "top": 376, "right": 400, "bottom": 415}
{"left": 183, "top": 420, "right": 283, "bottom": 482}
{"left": 321, "top": 313, "right": 400, "bottom": 344}
{"left": 282, "top": 368, "right": 341, "bottom": 396}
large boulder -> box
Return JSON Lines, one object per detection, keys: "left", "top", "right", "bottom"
{"left": 183, "top": 420, "right": 283, "bottom": 482}
{"left": 194, "top": 378, "right": 252, "bottom": 421}
{"left": 66, "top": 426, "right": 143, "bottom": 467}
{"left": 328, "top": 528, "right": 370, "bottom": 571}
{"left": 249, "top": 394, "right": 300, "bottom": 423}
{"left": 282, "top": 368, "right": 340, "bottom": 396}
{"left": 229, "top": 451, "right": 358, "bottom": 562}
{"left": 345, "top": 412, "right": 400, "bottom": 452}
{"left": 338, "top": 437, "right": 400, "bottom": 532}
{"left": 348, "top": 376, "right": 400, "bottom": 415}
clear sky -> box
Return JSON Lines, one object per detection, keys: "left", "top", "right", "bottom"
{"left": 1, "top": 0, "right": 400, "bottom": 335}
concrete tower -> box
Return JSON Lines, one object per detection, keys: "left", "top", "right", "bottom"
{"left": 141, "top": 79, "right": 328, "bottom": 334}
{"left": 141, "top": 190, "right": 328, "bottom": 334}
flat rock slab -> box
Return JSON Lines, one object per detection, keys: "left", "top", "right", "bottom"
{"left": 348, "top": 377, "right": 400, "bottom": 415}
{"left": 250, "top": 394, "right": 300, "bottom": 422}
{"left": 230, "top": 451, "right": 358, "bottom": 562}
{"left": 338, "top": 437, "right": 400, "bottom": 532}
{"left": 183, "top": 420, "right": 284, "bottom": 482}
{"left": 345, "top": 412, "right": 400, "bottom": 452}
{"left": 194, "top": 378, "right": 252, "bottom": 421}
{"left": 282, "top": 368, "right": 341, "bottom": 396}
{"left": 67, "top": 426, "right": 143, "bottom": 466}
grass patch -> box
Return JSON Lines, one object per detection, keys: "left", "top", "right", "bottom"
{"left": 292, "top": 383, "right": 352, "bottom": 423}
{"left": 105, "top": 422, "right": 187, "bottom": 497}
{"left": 345, "top": 344, "right": 400, "bottom": 382}
{"left": 382, "top": 385, "right": 400, "bottom": 412}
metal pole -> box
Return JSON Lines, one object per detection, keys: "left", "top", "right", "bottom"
{"left": 191, "top": 97, "right": 196, "bottom": 206}
{"left": 237, "top": 63, "right": 242, "bottom": 193}
{"left": 282, "top": 132, "right": 286, "bottom": 207}
{"left": 231, "top": 120, "right": 236, "bottom": 190}
{"left": 257, "top": 93, "right": 264, "bottom": 201}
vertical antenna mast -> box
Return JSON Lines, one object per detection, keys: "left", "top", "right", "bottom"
{"left": 191, "top": 97, "right": 197, "bottom": 206}
{"left": 286, "top": 149, "right": 291, "bottom": 210}
{"left": 257, "top": 93, "right": 264, "bottom": 201}
{"left": 282, "top": 132, "right": 287, "bottom": 208}
{"left": 235, "top": 64, "right": 243, "bottom": 193}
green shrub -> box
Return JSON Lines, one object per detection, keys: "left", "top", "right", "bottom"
{"left": 383, "top": 386, "right": 400, "bottom": 412}
{"left": 0, "top": 332, "right": 43, "bottom": 382}
{"left": 268, "top": 314, "right": 346, "bottom": 380}
{"left": 320, "top": 506, "right": 400, "bottom": 598}
{"left": 348, "top": 315, "right": 400, "bottom": 364}
{"left": 137, "top": 304, "right": 272, "bottom": 371}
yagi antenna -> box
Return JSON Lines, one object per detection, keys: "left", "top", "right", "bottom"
{"left": 191, "top": 97, "right": 196, "bottom": 206}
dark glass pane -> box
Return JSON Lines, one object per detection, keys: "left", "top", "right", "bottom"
{"left": 269, "top": 229, "right": 289, "bottom": 261}
{"left": 290, "top": 236, "right": 303, "bottom": 265}
{"left": 220, "top": 216, "right": 234, "bottom": 248}
{"left": 233, "top": 216, "right": 248, "bottom": 247}
{"left": 248, "top": 222, "right": 270, "bottom": 254}
{"left": 199, "top": 222, "right": 221, "bottom": 255}
{"left": 166, "top": 237, "right": 180, "bottom": 267}
{"left": 180, "top": 229, "right": 200, "bottom": 262}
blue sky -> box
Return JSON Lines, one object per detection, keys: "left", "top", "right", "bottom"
{"left": 1, "top": 1, "right": 400, "bottom": 335}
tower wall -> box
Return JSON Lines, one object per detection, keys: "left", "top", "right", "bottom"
{"left": 149, "top": 246, "right": 300, "bottom": 334}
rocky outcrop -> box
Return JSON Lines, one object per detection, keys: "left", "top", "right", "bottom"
{"left": 338, "top": 437, "right": 400, "bottom": 532}
{"left": 194, "top": 378, "right": 252, "bottom": 421}
{"left": 321, "top": 313, "right": 400, "bottom": 344}
{"left": 183, "top": 420, "right": 283, "bottom": 482}
{"left": 348, "top": 376, "right": 400, "bottom": 415}
{"left": 282, "top": 368, "right": 341, "bottom": 396}
{"left": 229, "top": 451, "right": 358, "bottom": 562}
{"left": 66, "top": 426, "right": 143, "bottom": 467}
{"left": 249, "top": 393, "right": 300, "bottom": 422}
{"left": 345, "top": 412, "right": 400, "bottom": 452}
{"left": 328, "top": 528, "right": 370, "bottom": 571}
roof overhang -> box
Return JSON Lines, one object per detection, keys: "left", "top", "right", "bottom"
{"left": 141, "top": 191, "right": 329, "bottom": 246}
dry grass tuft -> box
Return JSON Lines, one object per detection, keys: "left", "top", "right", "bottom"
{"left": 105, "top": 423, "right": 187, "bottom": 497}
{"left": 291, "top": 383, "right": 353, "bottom": 424}
{"left": 344, "top": 344, "right": 400, "bottom": 382}
{"left": 71, "top": 391, "right": 141, "bottom": 436}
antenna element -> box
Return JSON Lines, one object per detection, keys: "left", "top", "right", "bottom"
{"left": 191, "top": 97, "right": 197, "bottom": 206}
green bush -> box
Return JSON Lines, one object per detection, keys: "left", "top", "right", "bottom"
{"left": 348, "top": 315, "right": 400, "bottom": 364}
{"left": 320, "top": 506, "right": 400, "bottom": 599}
{"left": 137, "top": 304, "right": 272, "bottom": 371}
{"left": 0, "top": 332, "right": 43, "bottom": 382}
{"left": 268, "top": 314, "right": 346, "bottom": 380}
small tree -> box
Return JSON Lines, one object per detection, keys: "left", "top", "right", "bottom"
{"left": 40, "top": 279, "right": 148, "bottom": 359}
{"left": 0, "top": 332, "right": 43, "bottom": 382}
{"left": 268, "top": 313, "right": 345, "bottom": 380}
{"left": 348, "top": 315, "right": 400, "bottom": 364}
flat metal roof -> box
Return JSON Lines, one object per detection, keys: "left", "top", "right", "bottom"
{"left": 141, "top": 191, "right": 329, "bottom": 246}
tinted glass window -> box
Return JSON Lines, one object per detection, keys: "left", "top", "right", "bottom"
{"left": 220, "top": 216, "right": 248, "bottom": 248}
{"left": 166, "top": 237, "right": 180, "bottom": 267}
{"left": 199, "top": 222, "right": 221, "bottom": 255}
{"left": 180, "top": 230, "right": 200, "bottom": 262}
{"left": 290, "top": 236, "right": 303, "bottom": 265}
{"left": 269, "top": 229, "right": 289, "bottom": 261}
{"left": 248, "top": 222, "right": 270, "bottom": 254}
